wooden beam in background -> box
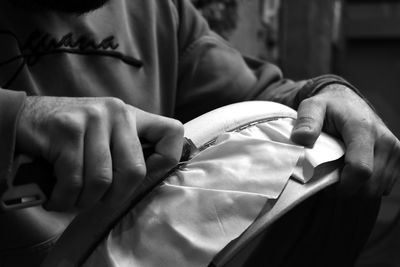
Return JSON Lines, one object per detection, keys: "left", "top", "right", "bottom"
{"left": 279, "top": 0, "right": 338, "bottom": 79}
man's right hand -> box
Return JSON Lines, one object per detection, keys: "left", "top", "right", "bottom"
{"left": 16, "top": 96, "right": 184, "bottom": 212}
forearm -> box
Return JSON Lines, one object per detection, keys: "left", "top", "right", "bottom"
{"left": 252, "top": 69, "right": 369, "bottom": 110}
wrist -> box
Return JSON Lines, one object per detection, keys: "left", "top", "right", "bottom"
{"left": 294, "top": 74, "right": 374, "bottom": 110}
{"left": 0, "top": 89, "right": 26, "bottom": 185}
{"left": 16, "top": 96, "right": 46, "bottom": 156}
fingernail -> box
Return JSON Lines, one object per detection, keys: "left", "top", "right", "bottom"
{"left": 293, "top": 125, "right": 312, "bottom": 132}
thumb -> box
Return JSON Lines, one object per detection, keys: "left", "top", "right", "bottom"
{"left": 291, "top": 98, "right": 326, "bottom": 147}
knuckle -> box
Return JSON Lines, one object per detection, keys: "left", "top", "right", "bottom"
{"left": 168, "top": 119, "right": 184, "bottom": 135}
{"left": 90, "top": 173, "right": 113, "bottom": 190}
{"left": 52, "top": 112, "right": 85, "bottom": 138}
{"left": 125, "top": 163, "right": 147, "bottom": 179}
{"left": 85, "top": 105, "right": 105, "bottom": 122}
{"left": 359, "top": 118, "right": 374, "bottom": 131}
{"left": 114, "top": 163, "right": 146, "bottom": 190}
{"left": 85, "top": 150, "right": 113, "bottom": 191}
{"left": 300, "top": 97, "right": 324, "bottom": 109}
{"left": 348, "top": 160, "right": 373, "bottom": 179}
{"left": 105, "top": 97, "right": 130, "bottom": 122}
{"left": 105, "top": 97, "right": 126, "bottom": 112}
{"left": 351, "top": 113, "right": 375, "bottom": 132}
{"left": 302, "top": 97, "right": 320, "bottom": 106}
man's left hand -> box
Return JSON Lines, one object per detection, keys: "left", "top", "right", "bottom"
{"left": 291, "top": 84, "right": 400, "bottom": 197}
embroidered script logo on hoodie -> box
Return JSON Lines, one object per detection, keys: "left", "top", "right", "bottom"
{"left": 0, "top": 30, "right": 143, "bottom": 88}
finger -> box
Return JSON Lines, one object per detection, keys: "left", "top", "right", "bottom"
{"left": 104, "top": 112, "right": 146, "bottom": 204}
{"left": 46, "top": 138, "right": 84, "bottom": 211}
{"left": 340, "top": 125, "right": 375, "bottom": 197}
{"left": 383, "top": 154, "right": 400, "bottom": 196}
{"left": 136, "top": 110, "right": 184, "bottom": 180}
{"left": 77, "top": 116, "right": 112, "bottom": 208}
{"left": 291, "top": 98, "right": 326, "bottom": 147}
{"left": 379, "top": 135, "right": 400, "bottom": 196}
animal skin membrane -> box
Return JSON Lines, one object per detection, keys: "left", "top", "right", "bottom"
{"left": 84, "top": 118, "right": 344, "bottom": 267}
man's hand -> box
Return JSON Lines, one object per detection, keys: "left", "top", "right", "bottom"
{"left": 291, "top": 84, "right": 400, "bottom": 197}
{"left": 16, "top": 96, "right": 184, "bottom": 211}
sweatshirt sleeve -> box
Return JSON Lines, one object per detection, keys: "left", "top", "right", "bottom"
{"left": 172, "top": 0, "right": 306, "bottom": 122}
{"left": 172, "top": 0, "right": 365, "bottom": 123}
{"left": 0, "top": 89, "right": 26, "bottom": 195}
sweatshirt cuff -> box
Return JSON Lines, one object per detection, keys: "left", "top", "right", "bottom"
{"left": 0, "top": 89, "right": 26, "bottom": 197}
{"left": 293, "top": 74, "right": 374, "bottom": 110}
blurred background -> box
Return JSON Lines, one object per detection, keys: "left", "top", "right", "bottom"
{"left": 192, "top": 0, "right": 400, "bottom": 266}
